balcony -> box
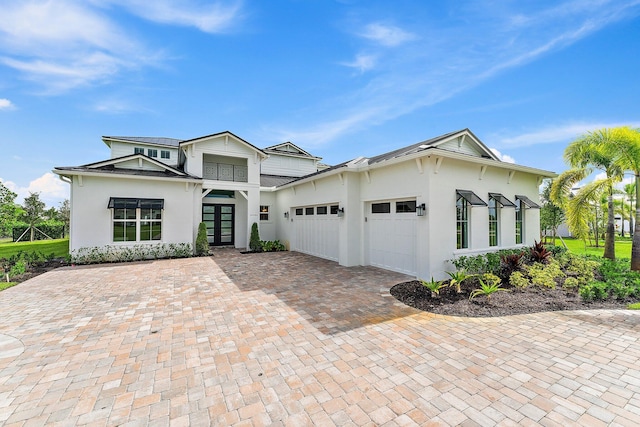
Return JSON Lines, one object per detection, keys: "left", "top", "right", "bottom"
{"left": 203, "top": 162, "right": 248, "bottom": 182}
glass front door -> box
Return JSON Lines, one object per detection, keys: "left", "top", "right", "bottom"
{"left": 202, "top": 204, "right": 235, "bottom": 246}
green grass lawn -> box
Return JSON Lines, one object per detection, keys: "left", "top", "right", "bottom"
{"left": 555, "top": 237, "right": 632, "bottom": 259}
{"left": 0, "top": 238, "right": 69, "bottom": 259}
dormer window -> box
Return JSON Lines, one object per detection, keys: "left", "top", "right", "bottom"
{"left": 134, "top": 147, "right": 144, "bottom": 154}
{"left": 148, "top": 149, "right": 158, "bottom": 158}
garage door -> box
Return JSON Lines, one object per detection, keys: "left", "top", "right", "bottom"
{"left": 368, "top": 200, "right": 417, "bottom": 275}
{"left": 292, "top": 204, "right": 340, "bottom": 261}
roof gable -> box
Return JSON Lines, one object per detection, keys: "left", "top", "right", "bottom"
{"left": 264, "top": 142, "right": 321, "bottom": 160}
{"left": 83, "top": 154, "right": 188, "bottom": 176}
{"left": 180, "top": 131, "right": 268, "bottom": 159}
{"left": 368, "top": 129, "right": 499, "bottom": 165}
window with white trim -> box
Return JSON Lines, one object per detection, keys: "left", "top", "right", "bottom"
{"left": 134, "top": 147, "right": 144, "bottom": 155}
{"left": 260, "top": 205, "right": 269, "bottom": 221}
{"left": 148, "top": 149, "right": 158, "bottom": 157}
{"left": 161, "top": 150, "right": 170, "bottom": 159}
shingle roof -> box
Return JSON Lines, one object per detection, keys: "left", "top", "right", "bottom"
{"left": 105, "top": 136, "right": 183, "bottom": 147}
{"left": 367, "top": 129, "right": 463, "bottom": 165}
{"left": 260, "top": 175, "right": 299, "bottom": 187}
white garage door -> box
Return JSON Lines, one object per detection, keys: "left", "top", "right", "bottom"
{"left": 292, "top": 204, "right": 340, "bottom": 261}
{"left": 368, "top": 200, "right": 417, "bottom": 275}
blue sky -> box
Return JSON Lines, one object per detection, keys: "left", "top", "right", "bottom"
{"left": 1, "top": 0, "right": 640, "bottom": 208}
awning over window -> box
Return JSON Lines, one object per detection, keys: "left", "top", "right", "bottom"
{"left": 489, "top": 193, "right": 516, "bottom": 207}
{"left": 456, "top": 190, "right": 487, "bottom": 206}
{"left": 515, "top": 195, "right": 541, "bottom": 209}
{"left": 108, "top": 197, "right": 164, "bottom": 209}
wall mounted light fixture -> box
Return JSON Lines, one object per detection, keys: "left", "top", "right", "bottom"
{"left": 337, "top": 207, "right": 345, "bottom": 218}
{"left": 284, "top": 212, "right": 289, "bottom": 219}
{"left": 416, "top": 203, "right": 426, "bottom": 216}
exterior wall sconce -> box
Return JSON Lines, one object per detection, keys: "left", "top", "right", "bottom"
{"left": 284, "top": 212, "right": 289, "bottom": 219}
{"left": 337, "top": 207, "right": 345, "bottom": 218}
{"left": 416, "top": 203, "right": 426, "bottom": 216}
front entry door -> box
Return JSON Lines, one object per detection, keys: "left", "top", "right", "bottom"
{"left": 202, "top": 204, "right": 234, "bottom": 246}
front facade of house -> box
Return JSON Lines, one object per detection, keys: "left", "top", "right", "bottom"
{"left": 54, "top": 129, "right": 555, "bottom": 280}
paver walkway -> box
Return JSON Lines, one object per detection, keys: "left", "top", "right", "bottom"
{"left": 1, "top": 250, "right": 640, "bottom": 426}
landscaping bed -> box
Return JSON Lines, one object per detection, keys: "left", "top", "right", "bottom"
{"left": 391, "top": 242, "right": 640, "bottom": 317}
{"left": 391, "top": 279, "right": 633, "bottom": 317}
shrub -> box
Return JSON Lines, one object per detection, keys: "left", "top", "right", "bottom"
{"left": 451, "top": 249, "right": 524, "bottom": 276}
{"left": 499, "top": 252, "right": 524, "bottom": 280}
{"left": 249, "top": 222, "right": 262, "bottom": 252}
{"left": 195, "top": 222, "right": 209, "bottom": 256}
{"left": 9, "top": 260, "right": 26, "bottom": 277}
{"left": 523, "top": 259, "right": 564, "bottom": 289}
{"left": 563, "top": 277, "right": 580, "bottom": 289}
{"left": 260, "top": 240, "right": 286, "bottom": 252}
{"left": 71, "top": 243, "right": 193, "bottom": 264}
{"left": 509, "top": 271, "right": 530, "bottom": 289}
{"left": 529, "top": 240, "right": 551, "bottom": 264}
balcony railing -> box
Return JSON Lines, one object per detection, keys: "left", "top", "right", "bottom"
{"left": 203, "top": 162, "right": 248, "bottom": 182}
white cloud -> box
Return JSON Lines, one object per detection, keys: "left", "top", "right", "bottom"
{"left": 340, "top": 54, "right": 377, "bottom": 73}
{"left": 0, "top": 98, "right": 14, "bottom": 110}
{"left": 0, "top": 173, "right": 69, "bottom": 207}
{"left": 358, "top": 23, "right": 416, "bottom": 47}
{"left": 96, "top": 0, "right": 243, "bottom": 33}
{"left": 0, "top": 0, "right": 242, "bottom": 93}
{"left": 273, "top": 1, "right": 640, "bottom": 148}
{"left": 494, "top": 121, "right": 640, "bottom": 148}
{"left": 490, "top": 148, "right": 516, "bottom": 163}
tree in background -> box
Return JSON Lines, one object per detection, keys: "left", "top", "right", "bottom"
{"left": 540, "top": 180, "right": 564, "bottom": 245}
{"left": 0, "top": 182, "right": 20, "bottom": 238}
{"left": 610, "top": 127, "right": 640, "bottom": 270}
{"left": 58, "top": 199, "right": 70, "bottom": 237}
{"left": 624, "top": 183, "right": 636, "bottom": 238}
{"left": 551, "top": 129, "right": 623, "bottom": 259}
{"left": 20, "top": 192, "right": 46, "bottom": 241}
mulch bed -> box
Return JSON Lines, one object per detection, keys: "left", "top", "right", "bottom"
{"left": 5, "top": 259, "right": 70, "bottom": 284}
{"left": 390, "top": 280, "right": 635, "bottom": 317}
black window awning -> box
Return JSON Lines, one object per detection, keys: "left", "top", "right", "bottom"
{"left": 456, "top": 190, "right": 487, "bottom": 206}
{"left": 108, "top": 197, "right": 164, "bottom": 209}
{"left": 516, "top": 195, "right": 541, "bottom": 209}
{"left": 489, "top": 193, "right": 516, "bottom": 208}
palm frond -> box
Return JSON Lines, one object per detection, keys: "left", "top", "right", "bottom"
{"left": 550, "top": 168, "right": 590, "bottom": 207}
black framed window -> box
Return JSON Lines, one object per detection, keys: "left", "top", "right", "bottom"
{"left": 305, "top": 207, "right": 314, "bottom": 215}
{"left": 330, "top": 205, "right": 339, "bottom": 215}
{"left": 317, "top": 206, "right": 327, "bottom": 215}
{"left": 372, "top": 202, "right": 391, "bottom": 214}
{"left": 134, "top": 147, "right": 144, "bottom": 155}
{"left": 488, "top": 197, "right": 498, "bottom": 247}
{"left": 110, "top": 198, "right": 163, "bottom": 242}
{"left": 161, "top": 150, "right": 170, "bottom": 159}
{"left": 148, "top": 149, "right": 158, "bottom": 158}
{"left": 295, "top": 208, "right": 303, "bottom": 216}
{"left": 456, "top": 195, "right": 469, "bottom": 249}
{"left": 396, "top": 201, "right": 416, "bottom": 213}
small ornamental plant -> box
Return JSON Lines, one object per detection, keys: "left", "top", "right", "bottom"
{"left": 469, "top": 276, "right": 506, "bottom": 303}
{"left": 446, "top": 270, "right": 471, "bottom": 293}
{"left": 421, "top": 277, "right": 446, "bottom": 298}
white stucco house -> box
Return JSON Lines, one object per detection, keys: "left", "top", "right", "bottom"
{"left": 53, "top": 129, "right": 556, "bottom": 280}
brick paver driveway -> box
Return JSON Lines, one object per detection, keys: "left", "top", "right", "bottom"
{"left": 2, "top": 250, "right": 640, "bottom": 426}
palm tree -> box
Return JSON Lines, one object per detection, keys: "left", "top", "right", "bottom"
{"left": 610, "top": 127, "right": 640, "bottom": 270}
{"left": 624, "top": 182, "right": 636, "bottom": 238}
{"left": 552, "top": 129, "right": 623, "bottom": 259}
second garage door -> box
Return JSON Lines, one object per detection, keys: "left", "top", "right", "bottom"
{"left": 292, "top": 204, "right": 340, "bottom": 262}
{"left": 367, "top": 200, "right": 417, "bottom": 275}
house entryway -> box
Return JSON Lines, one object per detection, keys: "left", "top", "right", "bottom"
{"left": 202, "top": 204, "right": 234, "bottom": 246}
